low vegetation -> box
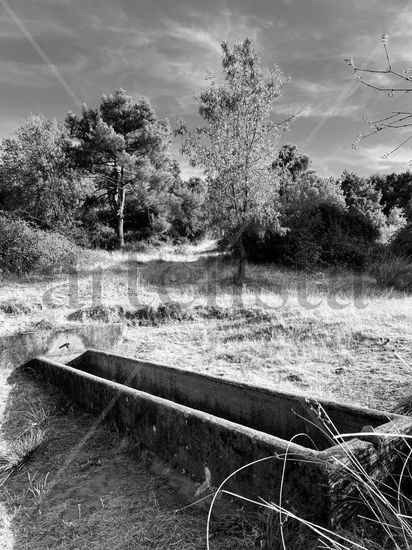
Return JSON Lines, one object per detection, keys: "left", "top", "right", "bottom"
{"left": 371, "top": 251, "right": 412, "bottom": 291}
{"left": 0, "top": 213, "right": 78, "bottom": 276}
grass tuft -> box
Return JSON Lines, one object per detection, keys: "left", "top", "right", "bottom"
{"left": 0, "top": 426, "right": 47, "bottom": 483}
{"left": 370, "top": 252, "right": 412, "bottom": 292}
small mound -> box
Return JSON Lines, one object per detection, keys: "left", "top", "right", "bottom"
{"left": 68, "top": 305, "right": 125, "bottom": 324}
{"left": 193, "top": 305, "right": 274, "bottom": 323}
{"left": 0, "top": 300, "right": 36, "bottom": 315}
{"left": 68, "top": 303, "right": 280, "bottom": 327}
{"left": 68, "top": 303, "right": 194, "bottom": 326}
{"left": 127, "top": 303, "right": 194, "bottom": 324}
{"left": 29, "top": 319, "right": 55, "bottom": 331}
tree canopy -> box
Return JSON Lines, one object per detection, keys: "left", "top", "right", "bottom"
{"left": 178, "top": 37, "right": 292, "bottom": 278}
{"left": 66, "top": 89, "right": 174, "bottom": 247}
{"left": 0, "top": 115, "right": 87, "bottom": 229}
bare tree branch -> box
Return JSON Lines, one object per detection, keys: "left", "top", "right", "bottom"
{"left": 348, "top": 35, "right": 412, "bottom": 158}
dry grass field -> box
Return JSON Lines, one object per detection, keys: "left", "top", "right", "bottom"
{"left": 1, "top": 240, "right": 411, "bottom": 408}
{"left": 0, "top": 240, "right": 411, "bottom": 549}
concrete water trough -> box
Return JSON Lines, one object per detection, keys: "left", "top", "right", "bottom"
{"left": 26, "top": 349, "right": 412, "bottom": 525}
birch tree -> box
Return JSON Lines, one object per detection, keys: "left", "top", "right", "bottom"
{"left": 177, "top": 37, "right": 292, "bottom": 280}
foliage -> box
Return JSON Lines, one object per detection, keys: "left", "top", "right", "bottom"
{"left": 369, "top": 171, "right": 412, "bottom": 221}
{"left": 245, "top": 201, "right": 378, "bottom": 271}
{"left": 0, "top": 105, "right": 203, "bottom": 249}
{"left": 178, "top": 37, "right": 292, "bottom": 278}
{"left": 390, "top": 222, "right": 412, "bottom": 259}
{"left": 0, "top": 213, "right": 78, "bottom": 275}
{"left": 380, "top": 206, "right": 407, "bottom": 244}
{"left": 82, "top": 221, "right": 118, "bottom": 250}
{"left": 272, "top": 143, "right": 311, "bottom": 181}
{"left": 168, "top": 176, "right": 207, "bottom": 240}
{"left": 243, "top": 167, "right": 404, "bottom": 271}
{"left": 339, "top": 170, "right": 386, "bottom": 230}
{"left": 317, "top": 205, "right": 380, "bottom": 269}
{"left": 243, "top": 174, "right": 376, "bottom": 270}
{"left": 0, "top": 115, "right": 89, "bottom": 230}
{"left": 66, "top": 89, "right": 174, "bottom": 248}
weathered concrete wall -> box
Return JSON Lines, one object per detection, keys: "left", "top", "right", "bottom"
{"left": 69, "top": 350, "right": 398, "bottom": 451}
{"left": 0, "top": 325, "right": 123, "bottom": 367}
{"left": 28, "top": 356, "right": 330, "bottom": 522}
{"left": 321, "top": 415, "right": 412, "bottom": 525}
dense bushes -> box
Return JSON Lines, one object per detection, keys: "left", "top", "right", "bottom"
{"left": 243, "top": 169, "right": 383, "bottom": 270}
{"left": 373, "top": 224, "right": 412, "bottom": 290}
{"left": 0, "top": 214, "right": 78, "bottom": 275}
{"left": 240, "top": 165, "right": 412, "bottom": 271}
{"left": 391, "top": 223, "right": 412, "bottom": 259}
{"left": 244, "top": 204, "right": 379, "bottom": 270}
{"left": 168, "top": 177, "right": 207, "bottom": 241}
{"left": 370, "top": 170, "right": 412, "bottom": 220}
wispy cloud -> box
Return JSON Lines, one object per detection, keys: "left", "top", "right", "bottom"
{"left": 0, "top": 0, "right": 411, "bottom": 177}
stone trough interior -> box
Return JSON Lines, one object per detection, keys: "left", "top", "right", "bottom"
{"left": 69, "top": 349, "right": 397, "bottom": 451}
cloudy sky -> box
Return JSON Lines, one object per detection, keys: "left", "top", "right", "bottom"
{"left": 1, "top": 0, "right": 412, "bottom": 179}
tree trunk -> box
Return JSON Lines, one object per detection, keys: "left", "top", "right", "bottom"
{"left": 235, "top": 232, "right": 247, "bottom": 283}
{"left": 117, "top": 213, "right": 124, "bottom": 248}
{"left": 117, "top": 186, "right": 126, "bottom": 248}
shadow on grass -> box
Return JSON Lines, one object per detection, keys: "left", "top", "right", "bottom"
{"left": 0, "top": 365, "right": 263, "bottom": 550}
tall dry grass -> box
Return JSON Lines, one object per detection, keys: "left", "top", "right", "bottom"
{"left": 205, "top": 400, "right": 412, "bottom": 550}
{"left": 370, "top": 252, "right": 412, "bottom": 292}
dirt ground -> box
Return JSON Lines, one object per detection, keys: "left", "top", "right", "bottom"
{"left": 0, "top": 363, "right": 261, "bottom": 549}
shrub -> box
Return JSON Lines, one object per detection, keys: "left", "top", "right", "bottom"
{"left": 0, "top": 115, "right": 90, "bottom": 231}
{"left": 317, "top": 206, "right": 379, "bottom": 270}
{"left": 86, "top": 223, "right": 118, "bottom": 250}
{"left": 168, "top": 177, "right": 207, "bottom": 241}
{"left": 0, "top": 213, "right": 79, "bottom": 275}
{"left": 244, "top": 203, "right": 379, "bottom": 271}
{"left": 391, "top": 223, "right": 412, "bottom": 259}
{"left": 380, "top": 206, "right": 407, "bottom": 244}
{"left": 370, "top": 251, "right": 412, "bottom": 291}
{"left": 242, "top": 171, "right": 382, "bottom": 271}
